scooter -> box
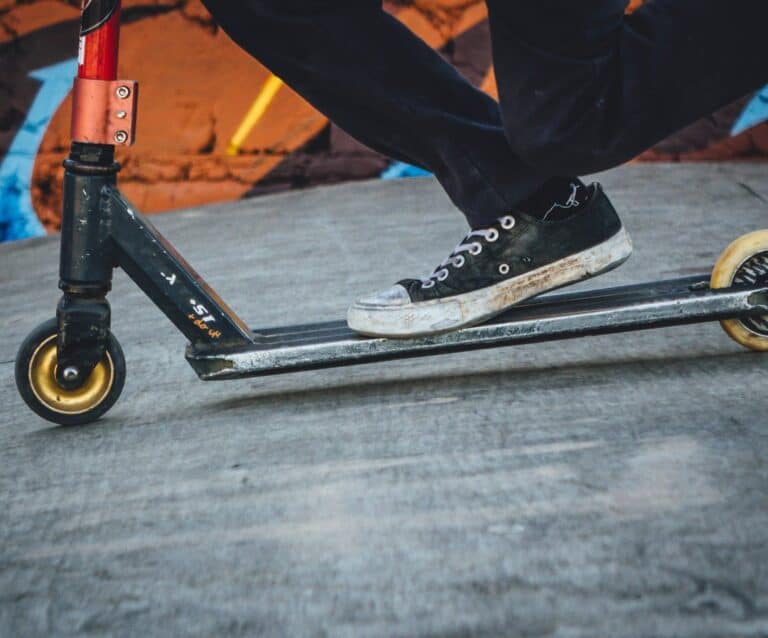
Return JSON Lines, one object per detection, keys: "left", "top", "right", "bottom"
{"left": 14, "top": 0, "right": 768, "bottom": 425}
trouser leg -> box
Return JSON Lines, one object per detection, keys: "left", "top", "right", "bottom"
{"left": 487, "top": 0, "right": 768, "bottom": 175}
{"left": 201, "top": 0, "right": 548, "bottom": 228}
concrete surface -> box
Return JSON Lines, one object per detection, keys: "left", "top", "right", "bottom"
{"left": 1, "top": 164, "right": 768, "bottom": 637}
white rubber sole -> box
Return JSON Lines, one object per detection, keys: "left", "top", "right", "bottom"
{"left": 347, "top": 226, "right": 633, "bottom": 338}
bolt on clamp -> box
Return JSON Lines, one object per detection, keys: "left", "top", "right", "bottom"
{"left": 71, "top": 78, "right": 139, "bottom": 146}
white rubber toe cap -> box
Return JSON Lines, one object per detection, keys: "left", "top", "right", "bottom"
{"left": 353, "top": 284, "right": 411, "bottom": 308}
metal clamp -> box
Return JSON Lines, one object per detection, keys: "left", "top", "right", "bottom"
{"left": 71, "top": 78, "right": 138, "bottom": 146}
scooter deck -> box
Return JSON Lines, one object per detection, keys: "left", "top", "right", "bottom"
{"left": 186, "top": 275, "right": 768, "bottom": 380}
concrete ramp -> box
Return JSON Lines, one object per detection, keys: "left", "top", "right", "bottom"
{"left": 1, "top": 164, "right": 768, "bottom": 636}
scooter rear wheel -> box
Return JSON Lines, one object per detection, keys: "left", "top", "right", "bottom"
{"left": 15, "top": 318, "right": 126, "bottom": 425}
{"left": 711, "top": 230, "right": 768, "bottom": 352}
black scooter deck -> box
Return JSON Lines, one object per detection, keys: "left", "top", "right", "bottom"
{"left": 186, "top": 275, "right": 768, "bottom": 380}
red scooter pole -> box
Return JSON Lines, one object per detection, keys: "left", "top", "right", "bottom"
{"left": 78, "top": 0, "right": 121, "bottom": 81}
{"left": 71, "top": 0, "right": 137, "bottom": 147}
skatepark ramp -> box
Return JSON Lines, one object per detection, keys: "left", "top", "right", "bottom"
{"left": 1, "top": 165, "right": 767, "bottom": 637}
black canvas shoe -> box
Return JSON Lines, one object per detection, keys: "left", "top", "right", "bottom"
{"left": 347, "top": 183, "right": 633, "bottom": 338}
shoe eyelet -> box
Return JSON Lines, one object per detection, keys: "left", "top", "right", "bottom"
{"left": 498, "top": 263, "right": 510, "bottom": 275}
{"left": 485, "top": 228, "right": 499, "bottom": 242}
{"left": 500, "top": 216, "right": 516, "bottom": 230}
{"left": 421, "top": 280, "right": 435, "bottom": 289}
{"left": 453, "top": 255, "right": 465, "bottom": 268}
{"left": 437, "top": 268, "right": 449, "bottom": 282}
{"left": 470, "top": 242, "right": 483, "bottom": 256}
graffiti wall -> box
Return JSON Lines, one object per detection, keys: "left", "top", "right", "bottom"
{"left": 1, "top": 0, "right": 767, "bottom": 241}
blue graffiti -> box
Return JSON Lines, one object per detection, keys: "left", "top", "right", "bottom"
{"left": 0, "top": 58, "right": 77, "bottom": 242}
{"left": 731, "top": 84, "right": 768, "bottom": 136}
{"left": 380, "top": 161, "right": 432, "bottom": 180}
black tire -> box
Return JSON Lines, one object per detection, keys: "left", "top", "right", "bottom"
{"left": 15, "top": 318, "right": 126, "bottom": 426}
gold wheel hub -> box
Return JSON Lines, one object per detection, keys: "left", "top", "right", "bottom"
{"left": 28, "top": 335, "right": 114, "bottom": 415}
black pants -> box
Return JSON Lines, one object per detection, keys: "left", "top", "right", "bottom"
{"left": 201, "top": 0, "right": 768, "bottom": 228}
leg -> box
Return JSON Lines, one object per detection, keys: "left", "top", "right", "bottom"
{"left": 201, "top": 0, "right": 548, "bottom": 228}
{"left": 487, "top": 0, "right": 768, "bottom": 175}
{"left": 200, "top": 0, "right": 631, "bottom": 338}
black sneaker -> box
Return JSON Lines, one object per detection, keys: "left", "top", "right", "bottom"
{"left": 347, "top": 183, "right": 632, "bottom": 337}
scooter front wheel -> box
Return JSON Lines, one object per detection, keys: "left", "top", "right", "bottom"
{"left": 15, "top": 318, "right": 126, "bottom": 426}
{"left": 711, "top": 230, "right": 768, "bottom": 352}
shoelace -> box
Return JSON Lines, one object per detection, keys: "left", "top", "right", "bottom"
{"left": 421, "top": 215, "right": 516, "bottom": 289}
{"left": 541, "top": 182, "right": 581, "bottom": 221}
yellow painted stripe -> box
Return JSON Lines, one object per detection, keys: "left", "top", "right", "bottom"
{"left": 226, "top": 74, "right": 284, "bottom": 156}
